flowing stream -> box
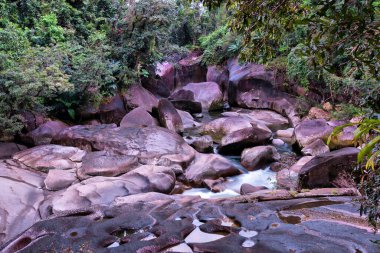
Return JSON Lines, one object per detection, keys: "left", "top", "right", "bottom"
{"left": 181, "top": 109, "right": 295, "bottom": 199}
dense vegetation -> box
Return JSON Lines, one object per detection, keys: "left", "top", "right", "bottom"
{"left": 0, "top": 0, "right": 221, "bottom": 137}
{"left": 200, "top": 0, "right": 380, "bottom": 228}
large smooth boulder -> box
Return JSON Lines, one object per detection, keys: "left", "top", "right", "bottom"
{"left": 0, "top": 160, "right": 45, "bottom": 245}
{"left": 141, "top": 75, "right": 171, "bottom": 97}
{"left": 0, "top": 142, "right": 27, "bottom": 159}
{"left": 207, "top": 65, "right": 229, "bottom": 100}
{"left": 49, "top": 165, "right": 176, "bottom": 214}
{"left": 295, "top": 119, "right": 334, "bottom": 148}
{"left": 308, "top": 107, "right": 331, "bottom": 120}
{"left": 181, "top": 82, "right": 223, "bottom": 111}
{"left": 53, "top": 125, "right": 196, "bottom": 167}
{"left": 276, "top": 156, "right": 314, "bottom": 190}
{"left": 77, "top": 151, "right": 139, "bottom": 179}
{"left": 301, "top": 139, "right": 330, "bottom": 156}
{"left": 13, "top": 145, "right": 86, "bottom": 172}
{"left": 169, "top": 90, "right": 203, "bottom": 113}
{"left": 175, "top": 54, "right": 207, "bottom": 89}
{"left": 184, "top": 135, "right": 213, "bottom": 153}
{"left": 158, "top": 99, "right": 184, "bottom": 133}
{"left": 185, "top": 153, "right": 241, "bottom": 186}
{"left": 241, "top": 146, "right": 280, "bottom": 170}
{"left": 156, "top": 62, "right": 175, "bottom": 92}
{"left": 44, "top": 169, "right": 77, "bottom": 191}
{"left": 298, "top": 147, "right": 359, "bottom": 189}
{"left": 222, "top": 109, "right": 289, "bottom": 131}
{"left": 120, "top": 107, "right": 159, "bottom": 128}
{"left": 227, "top": 60, "right": 304, "bottom": 127}
{"left": 19, "top": 110, "right": 46, "bottom": 133}
{"left": 21, "top": 120, "right": 68, "bottom": 146}
{"left": 276, "top": 128, "right": 295, "bottom": 144}
{"left": 200, "top": 116, "right": 252, "bottom": 142}
{"left": 327, "top": 121, "right": 356, "bottom": 149}
{"left": 177, "top": 110, "right": 201, "bottom": 129}
{"left": 98, "top": 94, "right": 127, "bottom": 124}
{"left": 123, "top": 84, "right": 158, "bottom": 112}
{"left": 240, "top": 184, "right": 268, "bottom": 195}
{"left": 219, "top": 124, "right": 272, "bottom": 154}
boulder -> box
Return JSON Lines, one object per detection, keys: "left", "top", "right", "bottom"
{"left": 272, "top": 139, "right": 285, "bottom": 146}
{"left": 141, "top": 75, "right": 171, "bottom": 97}
{"left": 227, "top": 59, "right": 304, "bottom": 127}
{"left": 185, "top": 153, "right": 241, "bottom": 186}
{"left": 49, "top": 165, "right": 176, "bottom": 214}
{"left": 184, "top": 135, "right": 213, "bottom": 153}
{"left": 158, "top": 99, "right": 184, "bottom": 133}
{"left": 44, "top": 169, "right": 77, "bottom": 191}
{"left": 19, "top": 110, "right": 46, "bottom": 132}
{"left": 77, "top": 104, "right": 99, "bottom": 120}
{"left": 295, "top": 119, "right": 333, "bottom": 147}
{"left": 53, "top": 125, "right": 196, "bottom": 167}
{"left": 170, "top": 100, "right": 203, "bottom": 114}
{"left": 169, "top": 90, "right": 203, "bottom": 113}
{"left": 181, "top": 82, "right": 223, "bottom": 111}
{"left": 301, "top": 139, "right": 330, "bottom": 156}
{"left": 156, "top": 61, "right": 175, "bottom": 91}
{"left": 201, "top": 116, "right": 252, "bottom": 142}
{"left": 323, "top": 102, "right": 333, "bottom": 111}
{"left": 308, "top": 107, "right": 331, "bottom": 120}
{"left": 21, "top": 120, "right": 68, "bottom": 146}
{"left": 223, "top": 109, "right": 289, "bottom": 131}
{"left": 219, "top": 124, "right": 272, "bottom": 154}
{"left": 203, "top": 178, "right": 227, "bottom": 192}
{"left": 240, "top": 184, "right": 268, "bottom": 195}
{"left": 0, "top": 160, "right": 45, "bottom": 246}
{"left": 175, "top": 54, "right": 207, "bottom": 88}
{"left": 0, "top": 142, "right": 27, "bottom": 159}
{"left": 207, "top": 65, "right": 229, "bottom": 100}
{"left": 276, "top": 128, "right": 295, "bottom": 144}
{"left": 123, "top": 84, "right": 158, "bottom": 112}
{"left": 298, "top": 148, "right": 359, "bottom": 189}
{"left": 327, "top": 122, "right": 356, "bottom": 148}
{"left": 99, "top": 94, "right": 127, "bottom": 124}
{"left": 77, "top": 151, "right": 139, "bottom": 179}
{"left": 276, "top": 156, "right": 314, "bottom": 190}
{"left": 120, "top": 107, "right": 159, "bottom": 128}
{"left": 170, "top": 89, "right": 195, "bottom": 101}
{"left": 13, "top": 145, "right": 86, "bottom": 172}
{"left": 177, "top": 110, "right": 201, "bottom": 129}
{"left": 241, "top": 146, "right": 280, "bottom": 170}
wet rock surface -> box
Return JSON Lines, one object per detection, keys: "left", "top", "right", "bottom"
{"left": 120, "top": 107, "right": 159, "bottom": 128}
{"left": 299, "top": 147, "right": 359, "bottom": 189}
{"left": 158, "top": 99, "right": 184, "bottom": 134}
{"left": 3, "top": 194, "right": 379, "bottom": 253}
{"left": 53, "top": 125, "right": 196, "bottom": 166}
{"left": 241, "top": 146, "right": 280, "bottom": 170}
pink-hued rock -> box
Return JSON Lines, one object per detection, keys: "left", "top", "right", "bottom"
{"left": 295, "top": 119, "right": 334, "bottom": 147}
{"left": 158, "top": 99, "right": 184, "bottom": 133}
{"left": 185, "top": 153, "right": 241, "bottom": 186}
{"left": 21, "top": 120, "right": 69, "bottom": 145}
{"left": 175, "top": 54, "right": 207, "bottom": 89}
{"left": 241, "top": 146, "right": 280, "bottom": 170}
{"left": 207, "top": 65, "right": 229, "bottom": 100}
{"left": 120, "top": 107, "right": 159, "bottom": 128}
{"left": 99, "top": 94, "right": 127, "bottom": 124}
{"left": 123, "top": 84, "right": 158, "bottom": 112}
{"left": 181, "top": 82, "right": 223, "bottom": 111}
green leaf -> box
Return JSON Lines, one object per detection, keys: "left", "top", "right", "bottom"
{"left": 67, "top": 108, "right": 76, "bottom": 120}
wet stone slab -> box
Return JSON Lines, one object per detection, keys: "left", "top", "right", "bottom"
{"left": 2, "top": 195, "right": 380, "bottom": 253}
